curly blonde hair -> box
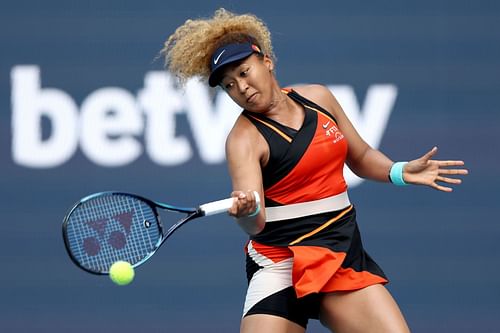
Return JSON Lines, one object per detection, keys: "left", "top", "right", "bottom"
{"left": 162, "top": 8, "right": 275, "bottom": 85}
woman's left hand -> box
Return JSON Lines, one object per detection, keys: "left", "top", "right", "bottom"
{"left": 403, "top": 147, "right": 468, "bottom": 192}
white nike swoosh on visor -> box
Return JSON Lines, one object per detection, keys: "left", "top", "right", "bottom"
{"left": 214, "top": 50, "right": 225, "bottom": 64}
{"left": 322, "top": 121, "right": 330, "bottom": 129}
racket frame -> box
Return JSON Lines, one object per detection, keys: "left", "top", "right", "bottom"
{"left": 62, "top": 191, "right": 256, "bottom": 275}
{"left": 62, "top": 191, "right": 201, "bottom": 275}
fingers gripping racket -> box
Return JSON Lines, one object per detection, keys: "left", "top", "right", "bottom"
{"left": 62, "top": 191, "right": 260, "bottom": 275}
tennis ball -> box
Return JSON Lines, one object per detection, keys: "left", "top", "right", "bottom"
{"left": 109, "top": 261, "right": 135, "bottom": 286}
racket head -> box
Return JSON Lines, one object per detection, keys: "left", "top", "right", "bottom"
{"left": 62, "top": 192, "right": 164, "bottom": 274}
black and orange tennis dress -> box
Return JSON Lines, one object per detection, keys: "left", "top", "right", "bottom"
{"left": 241, "top": 89, "right": 387, "bottom": 328}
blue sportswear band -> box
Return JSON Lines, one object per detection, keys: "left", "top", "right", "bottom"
{"left": 247, "top": 204, "right": 261, "bottom": 217}
{"left": 389, "top": 161, "right": 408, "bottom": 186}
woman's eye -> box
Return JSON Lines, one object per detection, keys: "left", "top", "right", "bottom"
{"left": 224, "top": 82, "right": 234, "bottom": 90}
{"left": 241, "top": 69, "right": 249, "bottom": 76}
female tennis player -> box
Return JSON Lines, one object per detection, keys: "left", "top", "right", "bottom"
{"left": 162, "top": 8, "right": 468, "bottom": 333}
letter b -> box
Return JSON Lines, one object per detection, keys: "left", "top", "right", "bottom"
{"left": 11, "top": 66, "right": 78, "bottom": 168}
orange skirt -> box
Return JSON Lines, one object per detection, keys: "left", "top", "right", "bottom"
{"left": 246, "top": 205, "right": 387, "bottom": 299}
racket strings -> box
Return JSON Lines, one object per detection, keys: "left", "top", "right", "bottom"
{"left": 66, "top": 195, "right": 161, "bottom": 273}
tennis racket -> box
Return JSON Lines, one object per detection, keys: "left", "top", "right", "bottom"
{"left": 62, "top": 191, "right": 260, "bottom": 275}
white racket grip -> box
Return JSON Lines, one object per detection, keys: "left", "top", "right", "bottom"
{"left": 200, "top": 191, "right": 261, "bottom": 217}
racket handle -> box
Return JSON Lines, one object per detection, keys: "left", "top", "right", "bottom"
{"left": 200, "top": 191, "right": 261, "bottom": 216}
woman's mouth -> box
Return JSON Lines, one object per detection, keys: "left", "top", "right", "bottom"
{"left": 247, "top": 93, "right": 257, "bottom": 103}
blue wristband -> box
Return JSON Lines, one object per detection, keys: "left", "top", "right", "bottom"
{"left": 247, "top": 204, "right": 261, "bottom": 217}
{"left": 389, "top": 162, "right": 409, "bottom": 186}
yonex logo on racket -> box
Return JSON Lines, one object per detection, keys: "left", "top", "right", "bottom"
{"left": 82, "top": 210, "right": 134, "bottom": 256}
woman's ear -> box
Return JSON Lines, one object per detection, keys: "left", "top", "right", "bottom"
{"left": 263, "top": 55, "right": 274, "bottom": 72}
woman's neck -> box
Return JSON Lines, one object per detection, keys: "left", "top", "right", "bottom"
{"left": 265, "top": 85, "right": 304, "bottom": 130}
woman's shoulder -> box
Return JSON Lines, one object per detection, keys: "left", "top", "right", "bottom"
{"left": 289, "top": 84, "right": 333, "bottom": 103}
{"left": 225, "top": 113, "right": 268, "bottom": 164}
{"left": 226, "top": 113, "right": 259, "bottom": 148}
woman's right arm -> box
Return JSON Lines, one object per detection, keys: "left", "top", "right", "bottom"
{"left": 225, "top": 117, "right": 267, "bottom": 235}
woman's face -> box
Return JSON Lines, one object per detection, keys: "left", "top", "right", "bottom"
{"left": 219, "top": 54, "right": 275, "bottom": 112}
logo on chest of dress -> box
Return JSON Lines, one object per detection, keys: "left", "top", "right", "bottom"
{"left": 323, "top": 121, "right": 345, "bottom": 144}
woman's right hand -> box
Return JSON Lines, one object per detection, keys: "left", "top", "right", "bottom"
{"left": 228, "top": 190, "right": 260, "bottom": 218}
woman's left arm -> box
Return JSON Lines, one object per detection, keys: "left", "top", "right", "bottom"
{"left": 309, "top": 85, "right": 468, "bottom": 191}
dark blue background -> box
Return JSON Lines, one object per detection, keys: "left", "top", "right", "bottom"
{"left": 1, "top": 1, "right": 499, "bottom": 332}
